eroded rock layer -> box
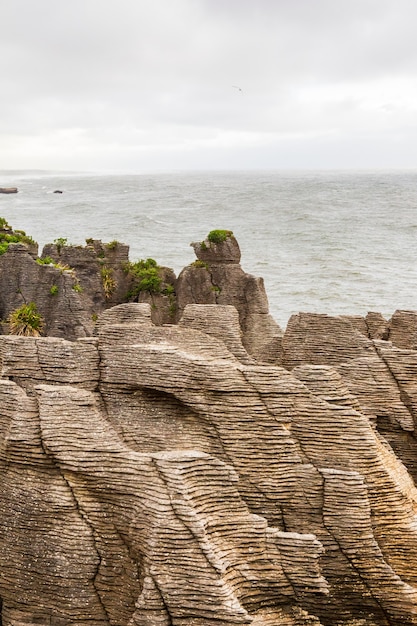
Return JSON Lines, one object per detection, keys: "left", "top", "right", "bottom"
{"left": 2, "top": 301, "right": 417, "bottom": 625}
{"left": 282, "top": 312, "right": 417, "bottom": 485}
{"left": 3, "top": 230, "right": 417, "bottom": 625}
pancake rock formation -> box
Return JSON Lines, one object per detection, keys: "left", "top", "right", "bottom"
{"left": 1, "top": 227, "right": 417, "bottom": 624}
{"left": 0, "top": 226, "right": 282, "bottom": 361}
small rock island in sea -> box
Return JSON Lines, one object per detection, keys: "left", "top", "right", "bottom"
{"left": 0, "top": 187, "right": 18, "bottom": 194}
{"left": 1, "top": 222, "right": 417, "bottom": 625}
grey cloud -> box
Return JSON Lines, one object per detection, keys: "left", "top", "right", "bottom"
{"left": 2, "top": 0, "right": 417, "bottom": 170}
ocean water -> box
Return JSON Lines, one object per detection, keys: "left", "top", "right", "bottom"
{"left": 0, "top": 169, "right": 417, "bottom": 329}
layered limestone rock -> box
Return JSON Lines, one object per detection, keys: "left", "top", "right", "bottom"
{"left": 282, "top": 312, "right": 417, "bottom": 484}
{"left": 176, "top": 232, "right": 283, "bottom": 363}
{"left": 0, "top": 227, "right": 282, "bottom": 360}
{"left": 387, "top": 310, "right": 417, "bottom": 350}
{"left": 42, "top": 239, "right": 132, "bottom": 311}
{"left": 0, "top": 225, "right": 286, "bottom": 371}
{"left": 3, "top": 224, "right": 417, "bottom": 624}
{"left": 0, "top": 315, "right": 327, "bottom": 625}
{"left": 0, "top": 232, "right": 176, "bottom": 339}
{"left": 2, "top": 303, "right": 417, "bottom": 625}
{"left": 0, "top": 243, "right": 94, "bottom": 339}
{"left": 42, "top": 240, "right": 178, "bottom": 327}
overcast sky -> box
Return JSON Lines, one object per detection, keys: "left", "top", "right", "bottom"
{"left": 2, "top": 0, "right": 417, "bottom": 172}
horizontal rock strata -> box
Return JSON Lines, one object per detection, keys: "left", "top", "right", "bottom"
{"left": 1, "top": 303, "right": 417, "bottom": 624}
{"left": 2, "top": 228, "right": 417, "bottom": 624}
{"left": 282, "top": 312, "right": 417, "bottom": 485}
{"left": 176, "top": 234, "right": 283, "bottom": 363}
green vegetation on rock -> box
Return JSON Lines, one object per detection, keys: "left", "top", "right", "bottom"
{"left": 0, "top": 217, "right": 11, "bottom": 230}
{"left": 127, "top": 258, "right": 162, "bottom": 296}
{"left": 36, "top": 256, "right": 55, "bottom": 265}
{"left": 8, "top": 302, "right": 44, "bottom": 336}
{"left": 207, "top": 229, "right": 233, "bottom": 244}
{"left": 191, "top": 260, "right": 209, "bottom": 270}
{"left": 101, "top": 266, "right": 117, "bottom": 298}
{"left": 36, "top": 257, "right": 74, "bottom": 274}
{"left": 125, "top": 258, "right": 177, "bottom": 319}
{"left": 53, "top": 237, "right": 68, "bottom": 253}
{"left": 0, "top": 217, "right": 37, "bottom": 255}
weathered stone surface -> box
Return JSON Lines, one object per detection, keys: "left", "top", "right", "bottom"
{"left": 0, "top": 231, "right": 174, "bottom": 341}
{"left": 365, "top": 311, "right": 390, "bottom": 340}
{"left": 388, "top": 310, "right": 417, "bottom": 350}
{"left": 371, "top": 340, "right": 417, "bottom": 480}
{"left": 0, "top": 374, "right": 327, "bottom": 625}
{"left": 95, "top": 301, "right": 153, "bottom": 331}
{"left": 3, "top": 228, "right": 417, "bottom": 624}
{"left": 179, "top": 304, "right": 254, "bottom": 364}
{"left": 0, "top": 229, "right": 285, "bottom": 366}
{"left": 3, "top": 302, "right": 417, "bottom": 623}
{"left": 133, "top": 265, "right": 177, "bottom": 326}
{"left": 292, "top": 364, "right": 363, "bottom": 412}
{"left": 96, "top": 310, "right": 417, "bottom": 625}
{"left": 0, "top": 243, "right": 94, "bottom": 339}
{"left": 288, "top": 362, "right": 417, "bottom": 624}
{"left": 281, "top": 312, "right": 417, "bottom": 486}
{"left": 0, "top": 335, "right": 99, "bottom": 391}
{"left": 281, "top": 313, "right": 374, "bottom": 370}
{"left": 191, "top": 234, "right": 241, "bottom": 264}
{"left": 176, "top": 236, "right": 283, "bottom": 363}
{"left": 42, "top": 239, "right": 132, "bottom": 312}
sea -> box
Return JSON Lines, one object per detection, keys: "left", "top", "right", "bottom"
{"left": 0, "top": 169, "right": 417, "bottom": 330}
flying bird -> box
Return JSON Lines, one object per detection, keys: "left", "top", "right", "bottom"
{"left": 232, "top": 85, "right": 243, "bottom": 93}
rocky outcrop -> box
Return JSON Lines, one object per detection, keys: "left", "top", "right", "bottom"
{"left": 0, "top": 243, "right": 94, "bottom": 340}
{"left": 2, "top": 303, "right": 417, "bottom": 624}
{"left": 0, "top": 308, "right": 329, "bottom": 625}
{"left": 281, "top": 312, "right": 417, "bottom": 484}
{"left": 0, "top": 227, "right": 282, "bottom": 360}
{"left": 0, "top": 187, "right": 18, "bottom": 194}
{"left": 42, "top": 239, "right": 132, "bottom": 312}
{"left": 176, "top": 232, "right": 283, "bottom": 362}
{"left": 132, "top": 265, "right": 177, "bottom": 326}
{"left": 4, "top": 225, "right": 417, "bottom": 624}
{"left": 387, "top": 310, "right": 417, "bottom": 350}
